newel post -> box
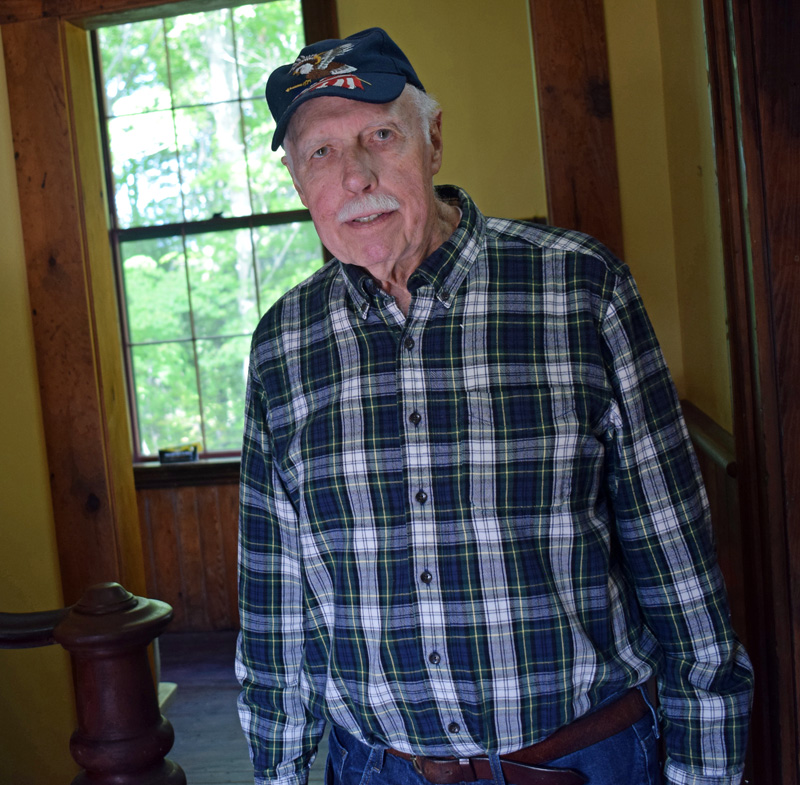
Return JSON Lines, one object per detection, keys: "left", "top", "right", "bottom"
{"left": 54, "top": 583, "right": 186, "bottom": 785}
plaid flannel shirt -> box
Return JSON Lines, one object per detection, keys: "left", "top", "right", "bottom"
{"left": 237, "top": 186, "right": 753, "bottom": 785}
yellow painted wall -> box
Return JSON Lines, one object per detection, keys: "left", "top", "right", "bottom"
{"left": 603, "top": 0, "right": 685, "bottom": 388}
{"left": 655, "top": 0, "right": 732, "bottom": 430}
{"left": 604, "top": 0, "right": 732, "bottom": 427}
{"left": 337, "top": 0, "right": 733, "bottom": 428}
{"left": 0, "top": 35, "right": 79, "bottom": 784}
{"left": 336, "top": 0, "right": 548, "bottom": 222}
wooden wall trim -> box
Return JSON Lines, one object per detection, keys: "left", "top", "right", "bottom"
{"left": 703, "top": 0, "right": 799, "bottom": 781}
{"left": 527, "top": 0, "right": 624, "bottom": 258}
{"left": 0, "top": 0, "right": 340, "bottom": 31}
{"left": 681, "top": 400, "right": 736, "bottom": 477}
{"left": 134, "top": 460, "right": 240, "bottom": 490}
{"left": 0, "top": 0, "right": 257, "bottom": 26}
{"left": 301, "top": 0, "right": 338, "bottom": 45}
{"left": 2, "top": 18, "right": 146, "bottom": 605}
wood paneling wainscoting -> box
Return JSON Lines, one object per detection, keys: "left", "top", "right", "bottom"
{"left": 135, "top": 462, "right": 240, "bottom": 632}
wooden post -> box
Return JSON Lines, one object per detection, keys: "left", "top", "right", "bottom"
{"left": 1, "top": 16, "right": 147, "bottom": 606}
{"left": 54, "top": 583, "right": 186, "bottom": 785}
{"left": 527, "top": 0, "right": 624, "bottom": 258}
{"left": 703, "top": 0, "right": 800, "bottom": 781}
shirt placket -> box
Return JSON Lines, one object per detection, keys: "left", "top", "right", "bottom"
{"left": 398, "top": 286, "right": 477, "bottom": 754}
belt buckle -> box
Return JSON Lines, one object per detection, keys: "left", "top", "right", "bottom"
{"left": 411, "top": 755, "right": 466, "bottom": 782}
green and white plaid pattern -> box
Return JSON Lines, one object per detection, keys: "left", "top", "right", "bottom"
{"left": 237, "top": 187, "right": 753, "bottom": 785}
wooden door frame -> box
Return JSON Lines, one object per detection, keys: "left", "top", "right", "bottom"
{"left": 528, "top": 0, "right": 800, "bottom": 779}
{"left": 527, "top": 0, "right": 624, "bottom": 259}
{"left": 704, "top": 0, "right": 800, "bottom": 782}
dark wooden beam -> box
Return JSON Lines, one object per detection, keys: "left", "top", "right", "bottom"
{"left": 0, "top": 1, "right": 44, "bottom": 25}
{"left": 703, "top": 0, "right": 800, "bottom": 781}
{"left": 301, "top": 0, "right": 338, "bottom": 45}
{"left": 747, "top": 4, "right": 800, "bottom": 780}
{"left": 0, "top": 0, "right": 338, "bottom": 31}
{"left": 0, "top": 0, "right": 252, "bottom": 26}
{"left": 527, "top": 0, "right": 624, "bottom": 258}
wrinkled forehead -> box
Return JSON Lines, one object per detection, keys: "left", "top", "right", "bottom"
{"left": 284, "top": 91, "right": 413, "bottom": 148}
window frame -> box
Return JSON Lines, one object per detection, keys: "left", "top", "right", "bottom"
{"left": 90, "top": 0, "right": 336, "bottom": 463}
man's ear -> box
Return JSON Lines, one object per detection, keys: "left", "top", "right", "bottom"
{"left": 429, "top": 110, "right": 444, "bottom": 175}
{"left": 281, "top": 153, "right": 307, "bottom": 207}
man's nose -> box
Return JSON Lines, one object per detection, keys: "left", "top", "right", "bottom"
{"left": 341, "top": 147, "right": 376, "bottom": 193}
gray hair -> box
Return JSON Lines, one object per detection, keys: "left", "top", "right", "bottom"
{"left": 404, "top": 84, "right": 441, "bottom": 144}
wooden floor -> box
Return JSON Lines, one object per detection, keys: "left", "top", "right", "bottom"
{"left": 159, "top": 631, "right": 328, "bottom": 785}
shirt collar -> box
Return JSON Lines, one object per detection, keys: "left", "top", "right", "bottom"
{"left": 338, "top": 186, "right": 484, "bottom": 318}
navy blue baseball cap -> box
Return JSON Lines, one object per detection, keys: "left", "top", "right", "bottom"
{"left": 266, "top": 27, "right": 426, "bottom": 150}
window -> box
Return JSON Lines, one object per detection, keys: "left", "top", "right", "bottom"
{"left": 95, "top": 1, "right": 322, "bottom": 459}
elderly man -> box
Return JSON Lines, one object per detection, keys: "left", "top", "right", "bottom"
{"left": 237, "top": 27, "right": 753, "bottom": 785}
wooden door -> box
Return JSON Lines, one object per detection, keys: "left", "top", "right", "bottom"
{"left": 704, "top": 1, "right": 800, "bottom": 782}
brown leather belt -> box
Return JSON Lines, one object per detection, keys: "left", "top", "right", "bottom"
{"left": 387, "top": 688, "right": 649, "bottom": 785}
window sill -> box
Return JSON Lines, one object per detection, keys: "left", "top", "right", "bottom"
{"left": 133, "top": 458, "right": 240, "bottom": 490}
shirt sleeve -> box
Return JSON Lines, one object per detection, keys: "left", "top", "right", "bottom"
{"left": 599, "top": 268, "right": 754, "bottom": 785}
{"left": 236, "top": 349, "right": 326, "bottom": 785}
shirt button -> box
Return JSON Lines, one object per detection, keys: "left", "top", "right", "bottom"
{"left": 420, "top": 570, "right": 433, "bottom": 584}
{"left": 404, "top": 337, "right": 415, "bottom": 350}
{"left": 409, "top": 412, "right": 422, "bottom": 426}
{"left": 428, "top": 651, "right": 441, "bottom": 665}
{"left": 415, "top": 490, "right": 428, "bottom": 504}
{"left": 448, "top": 723, "right": 461, "bottom": 734}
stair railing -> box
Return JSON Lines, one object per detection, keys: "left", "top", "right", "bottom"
{"left": 0, "top": 582, "right": 186, "bottom": 785}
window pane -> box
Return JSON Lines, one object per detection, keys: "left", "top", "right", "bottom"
{"left": 233, "top": 0, "right": 305, "bottom": 99}
{"left": 98, "top": 20, "right": 171, "bottom": 117}
{"left": 108, "top": 112, "right": 182, "bottom": 227}
{"left": 166, "top": 10, "right": 238, "bottom": 108}
{"left": 254, "top": 222, "right": 323, "bottom": 313}
{"left": 98, "top": 0, "right": 315, "bottom": 457}
{"left": 121, "top": 236, "right": 192, "bottom": 343}
{"left": 197, "top": 336, "right": 251, "bottom": 452}
{"left": 186, "top": 230, "right": 258, "bottom": 336}
{"left": 131, "top": 342, "right": 202, "bottom": 455}
{"left": 175, "top": 104, "right": 250, "bottom": 220}
{"left": 242, "top": 98, "right": 303, "bottom": 214}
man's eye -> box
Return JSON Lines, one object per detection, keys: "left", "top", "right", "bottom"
{"left": 312, "top": 146, "right": 329, "bottom": 158}
{"left": 375, "top": 129, "right": 392, "bottom": 140}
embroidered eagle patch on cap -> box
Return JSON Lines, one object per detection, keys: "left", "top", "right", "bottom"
{"left": 287, "top": 43, "right": 356, "bottom": 93}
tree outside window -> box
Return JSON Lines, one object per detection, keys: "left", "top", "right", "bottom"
{"left": 96, "top": 0, "right": 322, "bottom": 458}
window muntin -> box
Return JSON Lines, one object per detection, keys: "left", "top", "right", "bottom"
{"left": 96, "top": 1, "right": 321, "bottom": 458}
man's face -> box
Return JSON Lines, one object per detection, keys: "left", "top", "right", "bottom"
{"left": 282, "top": 90, "right": 444, "bottom": 278}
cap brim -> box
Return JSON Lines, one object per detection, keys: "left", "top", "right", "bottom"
{"left": 271, "top": 72, "right": 408, "bottom": 151}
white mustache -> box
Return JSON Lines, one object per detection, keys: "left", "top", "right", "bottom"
{"left": 338, "top": 194, "right": 400, "bottom": 223}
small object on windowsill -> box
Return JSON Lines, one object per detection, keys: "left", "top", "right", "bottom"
{"left": 158, "top": 444, "right": 200, "bottom": 464}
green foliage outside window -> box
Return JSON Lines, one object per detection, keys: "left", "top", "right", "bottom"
{"left": 97, "top": 1, "right": 322, "bottom": 457}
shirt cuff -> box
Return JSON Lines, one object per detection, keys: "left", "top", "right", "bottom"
{"left": 253, "top": 769, "right": 309, "bottom": 785}
{"left": 664, "top": 758, "right": 744, "bottom": 785}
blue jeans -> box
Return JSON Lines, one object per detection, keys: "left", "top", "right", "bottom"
{"left": 324, "top": 690, "right": 662, "bottom": 785}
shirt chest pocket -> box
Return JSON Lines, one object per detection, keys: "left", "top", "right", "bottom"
{"left": 465, "top": 385, "right": 578, "bottom": 512}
